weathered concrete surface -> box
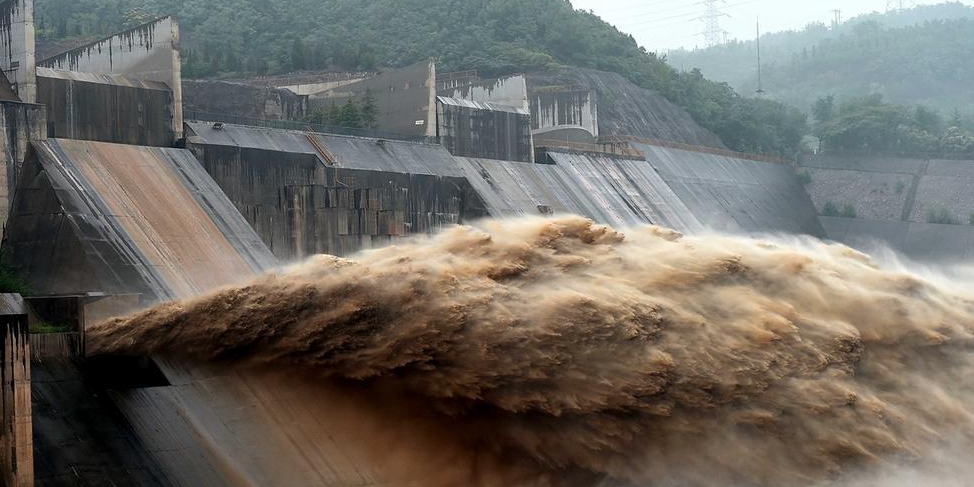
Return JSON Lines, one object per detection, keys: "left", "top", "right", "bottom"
{"left": 0, "top": 0, "right": 36, "bottom": 102}
{"left": 308, "top": 60, "right": 436, "bottom": 137}
{"left": 183, "top": 79, "right": 307, "bottom": 121}
{"left": 38, "top": 17, "right": 182, "bottom": 137}
{"left": 798, "top": 154, "right": 974, "bottom": 261}
{"left": 436, "top": 96, "right": 533, "bottom": 163}
{"left": 2, "top": 138, "right": 275, "bottom": 301}
{"left": 821, "top": 216, "right": 974, "bottom": 262}
{"left": 280, "top": 77, "right": 365, "bottom": 96}
{"left": 37, "top": 67, "right": 174, "bottom": 146}
{"left": 799, "top": 155, "right": 974, "bottom": 225}
{"left": 438, "top": 75, "right": 529, "bottom": 111}
{"left": 530, "top": 88, "right": 599, "bottom": 143}
{"left": 186, "top": 122, "right": 487, "bottom": 260}
{"left": 0, "top": 294, "right": 23, "bottom": 314}
{"left": 0, "top": 314, "right": 31, "bottom": 487}
{"left": 527, "top": 68, "right": 725, "bottom": 148}
{"left": 638, "top": 143, "right": 825, "bottom": 236}
{"left": 31, "top": 358, "right": 172, "bottom": 486}
{"left": 0, "top": 100, "right": 45, "bottom": 228}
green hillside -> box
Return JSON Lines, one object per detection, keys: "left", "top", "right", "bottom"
{"left": 668, "top": 2, "right": 974, "bottom": 115}
{"left": 33, "top": 0, "right": 806, "bottom": 156}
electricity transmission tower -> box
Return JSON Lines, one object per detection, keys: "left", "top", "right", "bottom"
{"left": 831, "top": 9, "right": 842, "bottom": 28}
{"left": 886, "top": 0, "right": 916, "bottom": 12}
{"left": 698, "top": 0, "right": 729, "bottom": 47}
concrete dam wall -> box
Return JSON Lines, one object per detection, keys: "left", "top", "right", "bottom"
{"left": 639, "top": 143, "right": 825, "bottom": 237}
{"left": 185, "top": 121, "right": 488, "bottom": 261}
{"left": 185, "top": 121, "right": 820, "bottom": 265}
{"left": 3, "top": 138, "right": 275, "bottom": 301}
{"left": 799, "top": 154, "right": 974, "bottom": 261}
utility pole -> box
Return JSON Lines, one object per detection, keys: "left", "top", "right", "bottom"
{"left": 831, "top": 9, "right": 842, "bottom": 29}
{"left": 698, "top": 0, "right": 729, "bottom": 48}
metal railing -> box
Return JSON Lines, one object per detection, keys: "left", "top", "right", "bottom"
{"left": 603, "top": 135, "right": 790, "bottom": 165}
{"left": 227, "top": 71, "right": 374, "bottom": 88}
{"left": 184, "top": 110, "right": 434, "bottom": 144}
{"left": 534, "top": 138, "right": 646, "bottom": 159}
{"left": 804, "top": 150, "right": 974, "bottom": 162}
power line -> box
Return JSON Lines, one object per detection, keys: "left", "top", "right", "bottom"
{"left": 621, "top": 0, "right": 760, "bottom": 29}
{"left": 698, "top": 0, "right": 729, "bottom": 47}
{"left": 602, "top": 4, "right": 702, "bottom": 23}
{"left": 886, "top": 0, "right": 916, "bottom": 12}
{"left": 589, "top": 0, "right": 685, "bottom": 18}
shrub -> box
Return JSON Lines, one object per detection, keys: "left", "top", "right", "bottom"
{"left": 30, "top": 321, "right": 75, "bottom": 334}
{"left": 822, "top": 201, "right": 840, "bottom": 217}
{"left": 796, "top": 170, "right": 812, "bottom": 186}
{"left": 927, "top": 208, "right": 956, "bottom": 225}
{"left": 0, "top": 254, "right": 29, "bottom": 295}
{"left": 841, "top": 204, "right": 857, "bottom": 218}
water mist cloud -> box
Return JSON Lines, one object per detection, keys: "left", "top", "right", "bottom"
{"left": 89, "top": 216, "right": 974, "bottom": 486}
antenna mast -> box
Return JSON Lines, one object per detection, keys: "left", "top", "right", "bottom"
{"left": 756, "top": 18, "right": 764, "bottom": 94}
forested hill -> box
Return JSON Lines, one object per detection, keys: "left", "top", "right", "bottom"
{"left": 33, "top": 0, "right": 806, "bottom": 157}
{"left": 667, "top": 2, "right": 974, "bottom": 115}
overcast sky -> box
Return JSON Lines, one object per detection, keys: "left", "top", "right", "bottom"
{"left": 569, "top": 0, "right": 973, "bottom": 52}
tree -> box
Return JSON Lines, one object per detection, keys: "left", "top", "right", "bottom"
{"left": 667, "top": 5, "right": 974, "bottom": 117}
{"left": 811, "top": 95, "right": 835, "bottom": 151}
{"left": 819, "top": 96, "right": 974, "bottom": 156}
{"left": 360, "top": 89, "right": 378, "bottom": 130}
{"left": 291, "top": 38, "right": 310, "bottom": 71}
{"left": 812, "top": 95, "right": 835, "bottom": 126}
{"left": 337, "top": 98, "right": 363, "bottom": 128}
{"left": 950, "top": 108, "right": 964, "bottom": 128}
{"left": 31, "top": 0, "right": 810, "bottom": 156}
{"left": 326, "top": 102, "right": 342, "bottom": 126}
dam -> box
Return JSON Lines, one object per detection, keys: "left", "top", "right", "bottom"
{"left": 0, "top": 0, "right": 970, "bottom": 484}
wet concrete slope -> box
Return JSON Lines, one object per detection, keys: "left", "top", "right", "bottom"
{"left": 6, "top": 137, "right": 392, "bottom": 485}
{"left": 32, "top": 358, "right": 173, "bottom": 486}
{"left": 3, "top": 139, "right": 275, "bottom": 300}
{"left": 821, "top": 217, "right": 974, "bottom": 262}
{"left": 457, "top": 152, "right": 702, "bottom": 233}
{"left": 638, "top": 143, "right": 826, "bottom": 237}
{"left": 110, "top": 359, "right": 390, "bottom": 487}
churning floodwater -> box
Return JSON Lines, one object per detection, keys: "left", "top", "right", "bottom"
{"left": 89, "top": 216, "right": 974, "bottom": 486}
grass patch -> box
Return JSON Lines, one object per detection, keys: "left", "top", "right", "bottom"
{"left": 0, "top": 254, "right": 29, "bottom": 295}
{"left": 30, "top": 321, "right": 75, "bottom": 334}
{"left": 895, "top": 181, "right": 906, "bottom": 194}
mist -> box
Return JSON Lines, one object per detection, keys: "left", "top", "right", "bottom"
{"left": 89, "top": 216, "right": 974, "bottom": 486}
